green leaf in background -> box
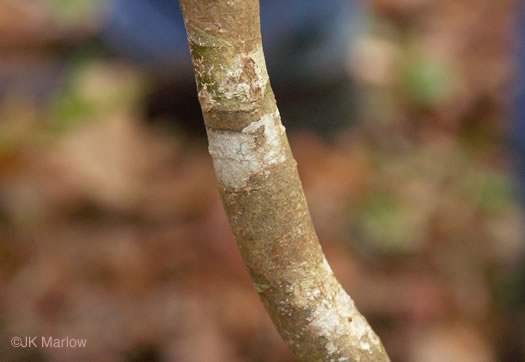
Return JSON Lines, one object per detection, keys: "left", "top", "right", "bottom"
{"left": 49, "top": 0, "right": 103, "bottom": 24}
{"left": 465, "top": 167, "right": 514, "bottom": 214}
{"left": 49, "top": 61, "right": 144, "bottom": 133}
{"left": 353, "top": 193, "right": 424, "bottom": 255}
{"left": 400, "top": 48, "right": 455, "bottom": 107}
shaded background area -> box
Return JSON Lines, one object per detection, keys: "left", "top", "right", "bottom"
{"left": 0, "top": 0, "right": 523, "bottom": 361}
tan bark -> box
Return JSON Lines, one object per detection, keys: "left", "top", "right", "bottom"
{"left": 178, "top": 1, "right": 390, "bottom": 360}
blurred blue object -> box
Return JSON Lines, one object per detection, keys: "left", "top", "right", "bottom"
{"left": 101, "top": 0, "right": 189, "bottom": 69}
{"left": 101, "top": 0, "right": 363, "bottom": 83}
{"left": 512, "top": 2, "right": 525, "bottom": 208}
{"left": 100, "top": 0, "right": 365, "bottom": 136}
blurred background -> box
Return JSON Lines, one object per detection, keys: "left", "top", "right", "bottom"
{"left": 0, "top": 0, "right": 523, "bottom": 361}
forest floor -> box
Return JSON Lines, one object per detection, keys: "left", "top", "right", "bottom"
{"left": 0, "top": 0, "right": 523, "bottom": 361}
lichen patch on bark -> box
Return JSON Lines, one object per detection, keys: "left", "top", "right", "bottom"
{"left": 291, "top": 257, "right": 383, "bottom": 359}
{"left": 207, "top": 109, "right": 286, "bottom": 190}
{"left": 194, "top": 46, "right": 269, "bottom": 113}
{"left": 218, "top": 47, "right": 268, "bottom": 102}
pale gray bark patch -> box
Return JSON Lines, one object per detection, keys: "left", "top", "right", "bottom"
{"left": 207, "top": 109, "right": 286, "bottom": 189}
{"left": 197, "top": 47, "right": 269, "bottom": 112}
{"left": 298, "top": 259, "right": 381, "bottom": 359}
{"left": 218, "top": 47, "right": 268, "bottom": 100}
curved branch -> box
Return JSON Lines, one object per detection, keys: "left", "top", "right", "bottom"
{"left": 178, "top": 0, "right": 390, "bottom": 360}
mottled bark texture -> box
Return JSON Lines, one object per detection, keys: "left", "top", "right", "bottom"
{"left": 178, "top": 1, "right": 389, "bottom": 360}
